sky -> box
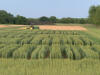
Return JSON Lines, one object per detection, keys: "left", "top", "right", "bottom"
{"left": 0, "top": 0, "right": 100, "bottom": 18}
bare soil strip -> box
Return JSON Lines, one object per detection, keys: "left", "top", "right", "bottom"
{"left": 0, "top": 25, "right": 87, "bottom": 31}
{"left": 0, "top": 25, "right": 8, "bottom": 28}
{"left": 9, "top": 25, "right": 26, "bottom": 27}
{"left": 39, "top": 26, "right": 87, "bottom": 31}
{"left": 0, "top": 25, "right": 26, "bottom": 28}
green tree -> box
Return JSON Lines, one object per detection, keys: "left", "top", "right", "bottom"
{"left": 94, "top": 7, "right": 100, "bottom": 25}
{"left": 89, "top": 5, "right": 100, "bottom": 25}
{"left": 27, "top": 18, "right": 40, "bottom": 25}
{"left": 89, "top": 6, "right": 96, "bottom": 24}
{"left": 0, "top": 10, "right": 14, "bottom": 24}
{"left": 39, "top": 16, "right": 49, "bottom": 22}
{"left": 15, "top": 15, "right": 28, "bottom": 25}
{"left": 49, "top": 16, "right": 57, "bottom": 23}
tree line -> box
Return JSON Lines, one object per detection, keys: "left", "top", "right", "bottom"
{"left": 89, "top": 5, "right": 100, "bottom": 26}
{"left": 0, "top": 9, "right": 93, "bottom": 25}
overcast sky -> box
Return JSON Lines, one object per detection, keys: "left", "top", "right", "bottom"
{"left": 0, "top": 0, "right": 100, "bottom": 18}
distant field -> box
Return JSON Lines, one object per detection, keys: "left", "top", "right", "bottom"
{"left": 0, "top": 24, "right": 100, "bottom": 75}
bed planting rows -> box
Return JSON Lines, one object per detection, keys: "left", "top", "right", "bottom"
{"left": 0, "top": 30, "right": 99, "bottom": 60}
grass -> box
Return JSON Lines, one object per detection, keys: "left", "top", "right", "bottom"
{"left": 0, "top": 59, "right": 100, "bottom": 75}
{"left": 0, "top": 24, "right": 100, "bottom": 75}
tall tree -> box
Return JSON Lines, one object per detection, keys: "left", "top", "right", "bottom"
{"left": 89, "top": 5, "right": 100, "bottom": 25}
{"left": 89, "top": 6, "right": 96, "bottom": 24}
{"left": 49, "top": 16, "right": 57, "bottom": 23}
{"left": 15, "top": 15, "right": 28, "bottom": 25}
{"left": 0, "top": 10, "right": 14, "bottom": 24}
{"left": 39, "top": 16, "right": 49, "bottom": 22}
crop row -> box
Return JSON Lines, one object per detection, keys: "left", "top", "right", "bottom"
{"left": 0, "top": 30, "right": 80, "bottom": 37}
{"left": 0, "top": 35, "right": 94, "bottom": 46}
{"left": 0, "top": 44, "right": 99, "bottom": 59}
